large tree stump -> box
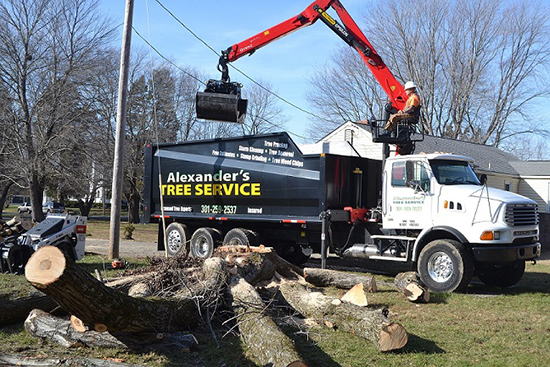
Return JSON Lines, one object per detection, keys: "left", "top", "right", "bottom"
{"left": 228, "top": 275, "right": 306, "bottom": 367}
{"left": 25, "top": 309, "right": 198, "bottom": 351}
{"left": 278, "top": 281, "right": 407, "bottom": 352}
{"left": 303, "top": 267, "right": 377, "bottom": 292}
{"left": 394, "top": 272, "right": 430, "bottom": 303}
{"left": 25, "top": 246, "right": 203, "bottom": 333}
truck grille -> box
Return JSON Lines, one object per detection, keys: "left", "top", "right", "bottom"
{"left": 505, "top": 204, "right": 539, "bottom": 226}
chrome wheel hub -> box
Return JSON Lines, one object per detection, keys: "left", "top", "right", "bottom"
{"left": 195, "top": 236, "right": 209, "bottom": 256}
{"left": 167, "top": 230, "right": 183, "bottom": 253}
{"left": 427, "top": 251, "right": 454, "bottom": 283}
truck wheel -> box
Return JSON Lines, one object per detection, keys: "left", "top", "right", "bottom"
{"left": 165, "top": 222, "right": 189, "bottom": 256}
{"left": 476, "top": 261, "right": 525, "bottom": 288}
{"left": 190, "top": 228, "right": 222, "bottom": 259}
{"left": 277, "top": 242, "right": 310, "bottom": 265}
{"left": 417, "top": 239, "right": 474, "bottom": 293}
{"left": 223, "top": 228, "right": 259, "bottom": 247}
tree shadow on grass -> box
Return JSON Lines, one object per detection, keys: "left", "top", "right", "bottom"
{"left": 464, "top": 270, "right": 550, "bottom": 296}
{"left": 290, "top": 330, "right": 342, "bottom": 367}
{"left": 393, "top": 333, "right": 446, "bottom": 355}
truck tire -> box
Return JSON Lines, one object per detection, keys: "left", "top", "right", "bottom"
{"left": 476, "top": 260, "right": 525, "bottom": 288}
{"left": 417, "top": 239, "right": 474, "bottom": 293}
{"left": 165, "top": 222, "right": 189, "bottom": 256}
{"left": 190, "top": 228, "right": 222, "bottom": 259}
{"left": 277, "top": 242, "right": 310, "bottom": 265}
{"left": 223, "top": 228, "right": 259, "bottom": 247}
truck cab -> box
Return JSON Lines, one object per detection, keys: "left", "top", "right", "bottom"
{"left": 378, "top": 154, "right": 541, "bottom": 291}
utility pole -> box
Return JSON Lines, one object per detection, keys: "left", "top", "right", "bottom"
{"left": 109, "top": 0, "right": 134, "bottom": 259}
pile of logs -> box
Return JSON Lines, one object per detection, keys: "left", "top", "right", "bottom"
{"left": 0, "top": 216, "right": 32, "bottom": 241}
{"left": 16, "top": 244, "right": 432, "bottom": 367}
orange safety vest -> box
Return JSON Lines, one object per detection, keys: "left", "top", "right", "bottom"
{"left": 404, "top": 92, "right": 420, "bottom": 113}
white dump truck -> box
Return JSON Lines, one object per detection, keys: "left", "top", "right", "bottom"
{"left": 143, "top": 133, "right": 541, "bottom": 292}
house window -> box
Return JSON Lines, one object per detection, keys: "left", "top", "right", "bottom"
{"left": 344, "top": 129, "right": 354, "bottom": 145}
{"left": 504, "top": 182, "right": 511, "bottom": 191}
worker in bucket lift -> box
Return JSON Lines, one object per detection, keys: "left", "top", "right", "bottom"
{"left": 384, "top": 81, "right": 421, "bottom": 132}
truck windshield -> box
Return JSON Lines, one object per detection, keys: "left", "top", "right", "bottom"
{"left": 429, "top": 160, "right": 481, "bottom": 185}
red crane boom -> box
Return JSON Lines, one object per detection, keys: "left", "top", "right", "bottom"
{"left": 220, "top": 0, "right": 406, "bottom": 110}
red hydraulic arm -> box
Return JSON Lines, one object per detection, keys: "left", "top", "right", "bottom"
{"left": 219, "top": 0, "right": 407, "bottom": 110}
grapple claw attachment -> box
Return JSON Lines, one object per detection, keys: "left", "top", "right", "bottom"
{"left": 195, "top": 80, "right": 248, "bottom": 123}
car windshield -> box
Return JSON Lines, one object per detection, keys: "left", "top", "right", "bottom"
{"left": 429, "top": 159, "right": 481, "bottom": 185}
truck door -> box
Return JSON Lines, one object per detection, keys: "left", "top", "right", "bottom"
{"left": 384, "top": 160, "right": 433, "bottom": 230}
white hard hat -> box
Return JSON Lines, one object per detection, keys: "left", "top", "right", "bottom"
{"left": 404, "top": 81, "right": 417, "bottom": 90}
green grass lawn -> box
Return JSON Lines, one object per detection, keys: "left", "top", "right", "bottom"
{"left": 86, "top": 220, "right": 158, "bottom": 243}
{"left": 1, "top": 258, "right": 548, "bottom": 366}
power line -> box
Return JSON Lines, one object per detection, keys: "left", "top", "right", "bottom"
{"left": 153, "top": 0, "right": 332, "bottom": 124}
{"left": 134, "top": 26, "right": 307, "bottom": 141}
{"left": 132, "top": 27, "right": 206, "bottom": 86}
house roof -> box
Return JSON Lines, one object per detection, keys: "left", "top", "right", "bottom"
{"left": 414, "top": 134, "right": 520, "bottom": 175}
{"left": 509, "top": 161, "right": 550, "bottom": 177}
{"left": 349, "top": 122, "right": 542, "bottom": 176}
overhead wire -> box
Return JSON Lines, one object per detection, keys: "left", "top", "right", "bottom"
{"left": 132, "top": 27, "right": 206, "bottom": 87}
{"left": 153, "top": 0, "right": 333, "bottom": 125}
{"left": 134, "top": 26, "right": 307, "bottom": 140}
{"left": 133, "top": 26, "right": 308, "bottom": 140}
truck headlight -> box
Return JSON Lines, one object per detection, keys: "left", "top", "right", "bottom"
{"left": 480, "top": 231, "right": 499, "bottom": 240}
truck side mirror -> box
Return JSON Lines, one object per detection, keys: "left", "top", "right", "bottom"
{"left": 479, "top": 174, "right": 487, "bottom": 185}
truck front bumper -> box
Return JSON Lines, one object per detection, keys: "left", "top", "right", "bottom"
{"left": 471, "top": 243, "right": 541, "bottom": 263}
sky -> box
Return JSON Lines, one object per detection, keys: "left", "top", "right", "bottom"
{"left": 99, "top": 0, "right": 368, "bottom": 144}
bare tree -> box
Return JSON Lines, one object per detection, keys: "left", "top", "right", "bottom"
{"left": 123, "top": 64, "right": 181, "bottom": 223}
{"left": 174, "top": 66, "right": 203, "bottom": 141}
{"left": 306, "top": 48, "right": 385, "bottom": 139}
{"left": 237, "top": 80, "right": 288, "bottom": 135}
{"left": 306, "top": 0, "right": 550, "bottom": 153}
{"left": 0, "top": 0, "right": 115, "bottom": 221}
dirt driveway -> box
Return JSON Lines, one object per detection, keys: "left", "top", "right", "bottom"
{"left": 85, "top": 238, "right": 550, "bottom": 264}
{"left": 85, "top": 238, "right": 161, "bottom": 258}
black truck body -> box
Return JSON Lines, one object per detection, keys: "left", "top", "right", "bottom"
{"left": 143, "top": 132, "right": 382, "bottom": 263}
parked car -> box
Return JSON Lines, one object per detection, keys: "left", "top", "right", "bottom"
{"left": 42, "top": 202, "right": 65, "bottom": 214}
{"left": 17, "top": 202, "right": 32, "bottom": 214}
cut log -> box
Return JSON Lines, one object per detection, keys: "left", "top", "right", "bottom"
{"left": 0, "top": 354, "right": 138, "bottom": 367}
{"left": 0, "top": 288, "right": 58, "bottom": 326}
{"left": 221, "top": 251, "right": 277, "bottom": 285}
{"left": 278, "top": 281, "right": 407, "bottom": 352}
{"left": 303, "top": 267, "right": 377, "bottom": 292}
{"left": 103, "top": 271, "right": 158, "bottom": 293}
{"left": 26, "top": 309, "right": 131, "bottom": 348}
{"left": 228, "top": 275, "right": 306, "bottom": 367}
{"left": 394, "top": 272, "right": 430, "bottom": 303}
{"left": 25, "top": 309, "right": 197, "bottom": 351}
{"left": 175, "top": 257, "right": 227, "bottom": 302}
{"left": 216, "top": 245, "right": 304, "bottom": 280}
{"left": 340, "top": 283, "right": 368, "bottom": 306}
{"left": 70, "top": 315, "right": 88, "bottom": 332}
{"left": 25, "top": 246, "right": 205, "bottom": 333}
{"left": 128, "top": 283, "right": 152, "bottom": 298}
